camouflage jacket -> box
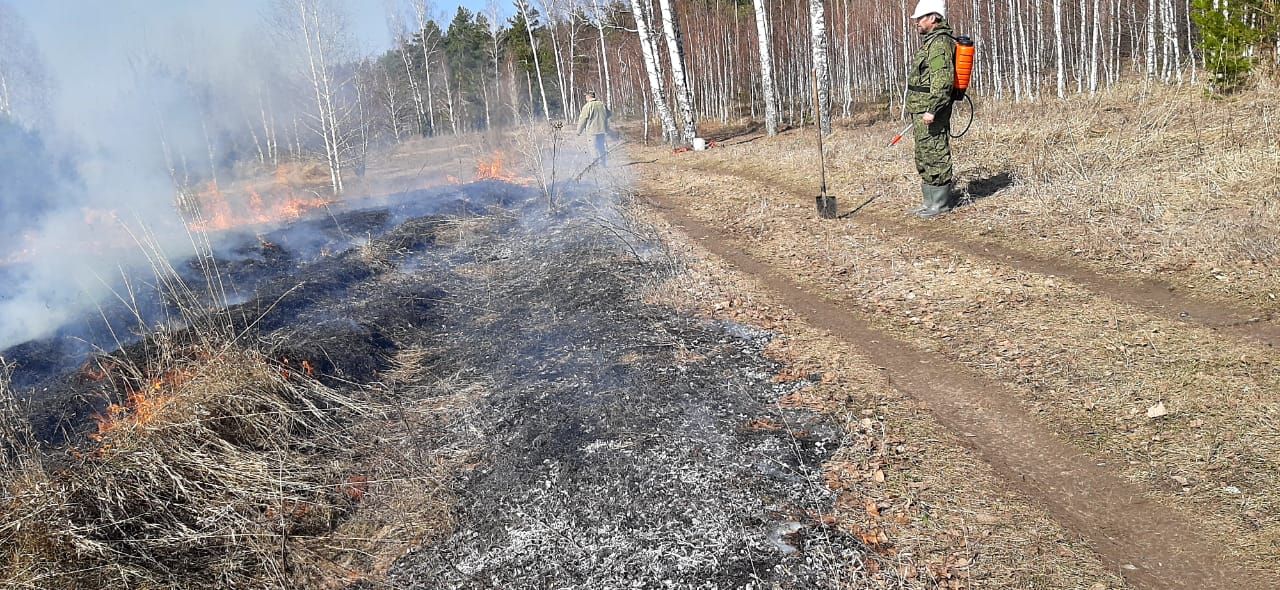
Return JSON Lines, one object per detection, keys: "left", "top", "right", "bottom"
{"left": 906, "top": 20, "right": 956, "bottom": 115}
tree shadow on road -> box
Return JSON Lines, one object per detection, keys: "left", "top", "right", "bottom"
{"left": 704, "top": 122, "right": 764, "bottom": 145}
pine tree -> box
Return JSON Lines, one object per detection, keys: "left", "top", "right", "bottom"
{"left": 1192, "top": 0, "right": 1275, "bottom": 93}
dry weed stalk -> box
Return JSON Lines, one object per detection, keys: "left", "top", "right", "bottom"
{"left": 512, "top": 122, "right": 567, "bottom": 207}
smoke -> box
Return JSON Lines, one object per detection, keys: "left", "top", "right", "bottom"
{"left": 0, "top": 1, "right": 302, "bottom": 350}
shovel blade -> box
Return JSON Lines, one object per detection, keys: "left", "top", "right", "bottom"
{"left": 815, "top": 195, "right": 838, "bottom": 219}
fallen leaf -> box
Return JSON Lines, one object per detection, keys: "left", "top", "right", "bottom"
{"left": 1146, "top": 402, "right": 1168, "bottom": 419}
{"left": 873, "top": 469, "right": 886, "bottom": 483}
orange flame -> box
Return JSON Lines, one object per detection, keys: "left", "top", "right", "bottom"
{"left": 475, "top": 153, "right": 508, "bottom": 180}
{"left": 188, "top": 181, "right": 333, "bottom": 233}
{"left": 81, "top": 362, "right": 112, "bottom": 383}
{"left": 248, "top": 188, "right": 268, "bottom": 222}
{"left": 92, "top": 369, "right": 194, "bottom": 440}
{"left": 473, "top": 152, "right": 535, "bottom": 185}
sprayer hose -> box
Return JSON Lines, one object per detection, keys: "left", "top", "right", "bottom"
{"left": 950, "top": 96, "right": 975, "bottom": 139}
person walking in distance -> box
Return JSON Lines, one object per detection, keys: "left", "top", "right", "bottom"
{"left": 576, "top": 91, "right": 611, "bottom": 168}
{"left": 907, "top": 0, "right": 956, "bottom": 219}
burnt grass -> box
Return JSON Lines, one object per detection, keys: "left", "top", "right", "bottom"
{"left": 8, "top": 182, "right": 520, "bottom": 444}
{"left": 5, "top": 180, "right": 865, "bottom": 587}
{"left": 388, "top": 196, "right": 864, "bottom": 588}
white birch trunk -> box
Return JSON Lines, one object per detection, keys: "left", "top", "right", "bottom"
{"left": 412, "top": 3, "right": 438, "bottom": 135}
{"left": 539, "top": 0, "right": 570, "bottom": 119}
{"left": 1054, "top": 0, "right": 1066, "bottom": 98}
{"left": 381, "top": 65, "right": 404, "bottom": 141}
{"left": 657, "top": 0, "right": 697, "bottom": 144}
{"left": 809, "top": 0, "right": 830, "bottom": 134}
{"left": 1078, "top": 0, "right": 1088, "bottom": 93}
{"left": 591, "top": 0, "right": 613, "bottom": 105}
{"left": 1090, "top": 0, "right": 1102, "bottom": 93}
{"left": 631, "top": 0, "right": 678, "bottom": 142}
{"left": 752, "top": 0, "right": 779, "bottom": 136}
{"left": 516, "top": 0, "right": 552, "bottom": 120}
{"left": 1147, "top": 0, "right": 1158, "bottom": 78}
{"left": 400, "top": 44, "right": 426, "bottom": 135}
{"left": 294, "top": 0, "right": 344, "bottom": 194}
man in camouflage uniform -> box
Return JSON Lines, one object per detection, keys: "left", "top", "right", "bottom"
{"left": 906, "top": 0, "right": 956, "bottom": 219}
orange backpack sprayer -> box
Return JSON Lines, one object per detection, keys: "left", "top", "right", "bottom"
{"left": 888, "top": 33, "right": 977, "bottom": 147}
{"left": 952, "top": 35, "right": 975, "bottom": 100}
{"left": 949, "top": 34, "right": 977, "bottom": 139}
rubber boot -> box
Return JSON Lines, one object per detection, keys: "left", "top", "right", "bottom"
{"left": 915, "top": 183, "right": 951, "bottom": 219}
{"left": 910, "top": 184, "right": 928, "bottom": 215}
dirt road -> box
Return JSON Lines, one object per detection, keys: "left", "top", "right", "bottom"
{"left": 635, "top": 152, "right": 1278, "bottom": 589}
{"left": 677, "top": 160, "right": 1280, "bottom": 350}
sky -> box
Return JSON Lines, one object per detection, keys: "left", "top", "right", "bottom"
{"left": 11, "top": 1, "right": 500, "bottom": 55}
{"left": 9, "top": 0, "right": 499, "bottom": 139}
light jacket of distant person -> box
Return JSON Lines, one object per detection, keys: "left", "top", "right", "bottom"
{"left": 577, "top": 100, "right": 610, "bottom": 136}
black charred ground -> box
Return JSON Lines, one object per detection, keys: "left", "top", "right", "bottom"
{"left": 387, "top": 193, "right": 863, "bottom": 589}
{"left": 4, "top": 179, "right": 864, "bottom": 588}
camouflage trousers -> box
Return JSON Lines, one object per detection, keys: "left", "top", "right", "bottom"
{"left": 913, "top": 105, "right": 953, "bottom": 186}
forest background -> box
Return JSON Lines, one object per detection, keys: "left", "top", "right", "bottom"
{"left": 1, "top": 0, "right": 1276, "bottom": 196}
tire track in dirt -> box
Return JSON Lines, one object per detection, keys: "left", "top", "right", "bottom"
{"left": 644, "top": 191, "right": 1269, "bottom": 590}
{"left": 678, "top": 160, "right": 1280, "bottom": 351}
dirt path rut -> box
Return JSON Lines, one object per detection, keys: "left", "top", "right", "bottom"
{"left": 680, "top": 161, "right": 1280, "bottom": 350}
{"left": 646, "top": 192, "right": 1268, "bottom": 590}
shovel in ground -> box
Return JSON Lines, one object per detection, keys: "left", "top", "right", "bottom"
{"left": 811, "top": 68, "right": 836, "bottom": 219}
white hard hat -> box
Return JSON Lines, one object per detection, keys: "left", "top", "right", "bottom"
{"left": 911, "top": 0, "right": 946, "bottom": 19}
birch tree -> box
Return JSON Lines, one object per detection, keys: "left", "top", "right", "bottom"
{"left": 485, "top": 0, "right": 505, "bottom": 125}
{"left": 752, "top": 0, "right": 779, "bottom": 136}
{"left": 412, "top": 0, "right": 442, "bottom": 135}
{"left": 387, "top": 6, "right": 427, "bottom": 135}
{"left": 589, "top": 0, "right": 613, "bottom": 105}
{"left": 515, "top": 0, "right": 552, "bottom": 119}
{"left": 538, "top": 0, "right": 570, "bottom": 119}
{"left": 274, "top": 0, "right": 353, "bottom": 194}
{"left": 1147, "top": 0, "right": 1159, "bottom": 78}
{"left": 1090, "top": 0, "right": 1102, "bottom": 93}
{"left": 1053, "top": 0, "right": 1066, "bottom": 98}
{"left": 657, "top": 0, "right": 697, "bottom": 143}
{"left": 629, "top": 0, "right": 678, "bottom": 142}
{"left": 810, "top": 0, "right": 830, "bottom": 134}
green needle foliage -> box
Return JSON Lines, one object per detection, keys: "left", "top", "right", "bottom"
{"left": 1193, "top": 0, "right": 1278, "bottom": 93}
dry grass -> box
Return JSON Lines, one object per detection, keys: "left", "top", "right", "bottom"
{"left": 634, "top": 203, "right": 1127, "bottom": 589}
{"left": 0, "top": 335, "right": 478, "bottom": 589}
{"left": 637, "top": 161, "right": 1280, "bottom": 578}
{"left": 629, "top": 82, "right": 1280, "bottom": 577}
{"left": 664, "top": 80, "right": 1280, "bottom": 309}
{"left": 959, "top": 82, "right": 1280, "bottom": 281}
{"left": 0, "top": 345, "right": 372, "bottom": 588}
